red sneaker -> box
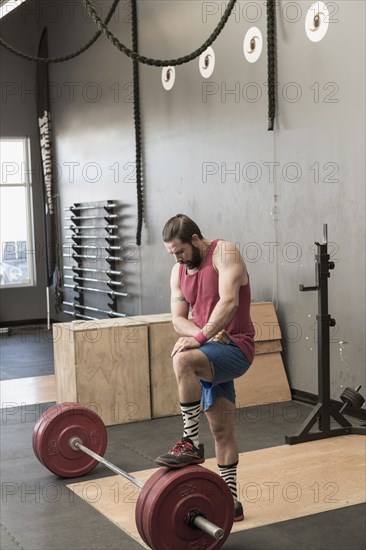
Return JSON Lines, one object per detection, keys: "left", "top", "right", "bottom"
{"left": 155, "top": 437, "right": 205, "bottom": 469}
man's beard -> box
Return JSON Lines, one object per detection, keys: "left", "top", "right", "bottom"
{"left": 181, "top": 244, "right": 202, "bottom": 270}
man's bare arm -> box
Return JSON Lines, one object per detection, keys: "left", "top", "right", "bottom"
{"left": 199, "top": 241, "right": 245, "bottom": 340}
{"left": 170, "top": 263, "right": 200, "bottom": 336}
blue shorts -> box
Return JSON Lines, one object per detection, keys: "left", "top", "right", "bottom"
{"left": 198, "top": 341, "right": 252, "bottom": 411}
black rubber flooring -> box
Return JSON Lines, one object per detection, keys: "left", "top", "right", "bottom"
{"left": 1, "top": 329, "right": 365, "bottom": 550}
{"left": 0, "top": 325, "right": 54, "bottom": 380}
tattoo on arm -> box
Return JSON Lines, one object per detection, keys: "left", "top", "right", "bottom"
{"left": 171, "top": 296, "right": 187, "bottom": 303}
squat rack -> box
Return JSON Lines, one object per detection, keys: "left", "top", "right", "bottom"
{"left": 286, "top": 224, "right": 366, "bottom": 444}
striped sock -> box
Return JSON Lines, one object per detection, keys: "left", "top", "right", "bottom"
{"left": 180, "top": 400, "right": 201, "bottom": 448}
{"left": 218, "top": 461, "right": 238, "bottom": 500}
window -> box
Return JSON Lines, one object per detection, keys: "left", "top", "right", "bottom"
{"left": 0, "top": 137, "right": 36, "bottom": 287}
{"left": 0, "top": 1, "right": 27, "bottom": 20}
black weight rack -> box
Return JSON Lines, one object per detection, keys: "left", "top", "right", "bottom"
{"left": 62, "top": 200, "right": 128, "bottom": 320}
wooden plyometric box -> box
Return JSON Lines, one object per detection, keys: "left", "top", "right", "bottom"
{"left": 234, "top": 352, "right": 291, "bottom": 408}
{"left": 234, "top": 301, "right": 291, "bottom": 407}
{"left": 132, "top": 314, "right": 180, "bottom": 418}
{"left": 251, "top": 301, "right": 282, "bottom": 342}
{"left": 53, "top": 318, "right": 151, "bottom": 426}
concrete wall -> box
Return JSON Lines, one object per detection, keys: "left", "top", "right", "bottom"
{"left": 0, "top": 0, "right": 365, "bottom": 399}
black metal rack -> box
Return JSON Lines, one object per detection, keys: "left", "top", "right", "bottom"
{"left": 285, "top": 224, "right": 366, "bottom": 444}
{"left": 62, "top": 200, "right": 128, "bottom": 320}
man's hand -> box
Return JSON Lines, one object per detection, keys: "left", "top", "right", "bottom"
{"left": 171, "top": 336, "right": 201, "bottom": 357}
{"left": 171, "top": 330, "right": 231, "bottom": 357}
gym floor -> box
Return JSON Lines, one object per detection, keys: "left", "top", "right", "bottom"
{"left": 1, "top": 327, "right": 365, "bottom": 550}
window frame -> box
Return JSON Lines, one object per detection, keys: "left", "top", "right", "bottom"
{"left": 0, "top": 136, "right": 36, "bottom": 289}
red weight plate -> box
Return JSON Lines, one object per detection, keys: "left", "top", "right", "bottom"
{"left": 135, "top": 468, "right": 169, "bottom": 547}
{"left": 33, "top": 403, "right": 108, "bottom": 478}
{"left": 35, "top": 403, "right": 108, "bottom": 477}
{"left": 140, "top": 465, "right": 234, "bottom": 550}
{"left": 33, "top": 404, "right": 86, "bottom": 467}
{"left": 33, "top": 404, "right": 74, "bottom": 465}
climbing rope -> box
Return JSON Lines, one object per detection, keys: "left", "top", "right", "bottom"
{"left": 0, "top": 0, "right": 121, "bottom": 63}
{"left": 0, "top": 0, "right": 237, "bottom": 67}
{"left": 53, "top": 195, "right": 64, "bottom": 314}
{"left": 267, "top": 0, "right": 277, "bottom": 131}
{"left": 82, "top": 0, "right": 237, "bottom": 66}
{"left": 131, "top": 0, "right": 143, "bottom": 246}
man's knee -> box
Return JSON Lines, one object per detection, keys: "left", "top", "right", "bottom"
{"left": 173, "top": 351, "right": 194, "bottom": 376}
{"left": 173, "top": 350, "right": 200, "bottom": 370}
{"left": 205, "top": 401, "right": 236, "bottom": 442}
{"left": 173, "top": 350, "right": 212, "bottom": 385}
{"left": 173, "top": 351, "right": 186, "bottom": 369}
{"left": 209, "top": 422, "right": 231, "bottom": 444}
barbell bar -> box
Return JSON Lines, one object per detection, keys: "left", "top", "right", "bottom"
{"left": 64, "top": 244, "right": 122, "bottom": 251}
{"left": 64, "top": 310, "right": 97, "bottom": 321}
{"left": 64, "top": 275, "right": 123, "bottom": 287}
{"left": 63, "top": 253, "right": 122, "bottom": 261}
{"left": 69, "top": 437, "right": 145, "bottom": 488}
{"left": 64, "top": 266, "right": 123, "bottom": 276}
{"left": 33, "top": 404, "right": 233, "bottom": 549}
{"left": 65, "top": 235, "right": 118, "bottom": 240}
{"left": 64, "top": 224, "right": 118, "bottom": 231}
{"left": 64, "top": 204, "right": 117, "bottom": 211}
{"left": 63, "top": 301, "right": 127, "bottom": 318}
{"left": 65, "top": 215, "right": 117, "bottom": 220}
{"left": 64, "top": 284, "right": 128, "bottom": 298}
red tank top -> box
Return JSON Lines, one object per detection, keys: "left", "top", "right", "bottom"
{"left": 179, "top": 239, "right": 255, "bottom": 362}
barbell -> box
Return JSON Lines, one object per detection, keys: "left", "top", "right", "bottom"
{"left": 32, "top": 403, "right": 234, "bottom": 550}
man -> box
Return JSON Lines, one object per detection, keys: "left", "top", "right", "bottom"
{"left": 155, "top": 214, "right": 255, "bottom": 521}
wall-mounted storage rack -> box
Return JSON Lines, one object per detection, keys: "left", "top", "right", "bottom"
{"left": 62, "top": 200, "right": 128, "bottom": 320}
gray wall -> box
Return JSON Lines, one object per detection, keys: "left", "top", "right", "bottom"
{"left": 1, "top": 0, "right": 365, "bottom": 400}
